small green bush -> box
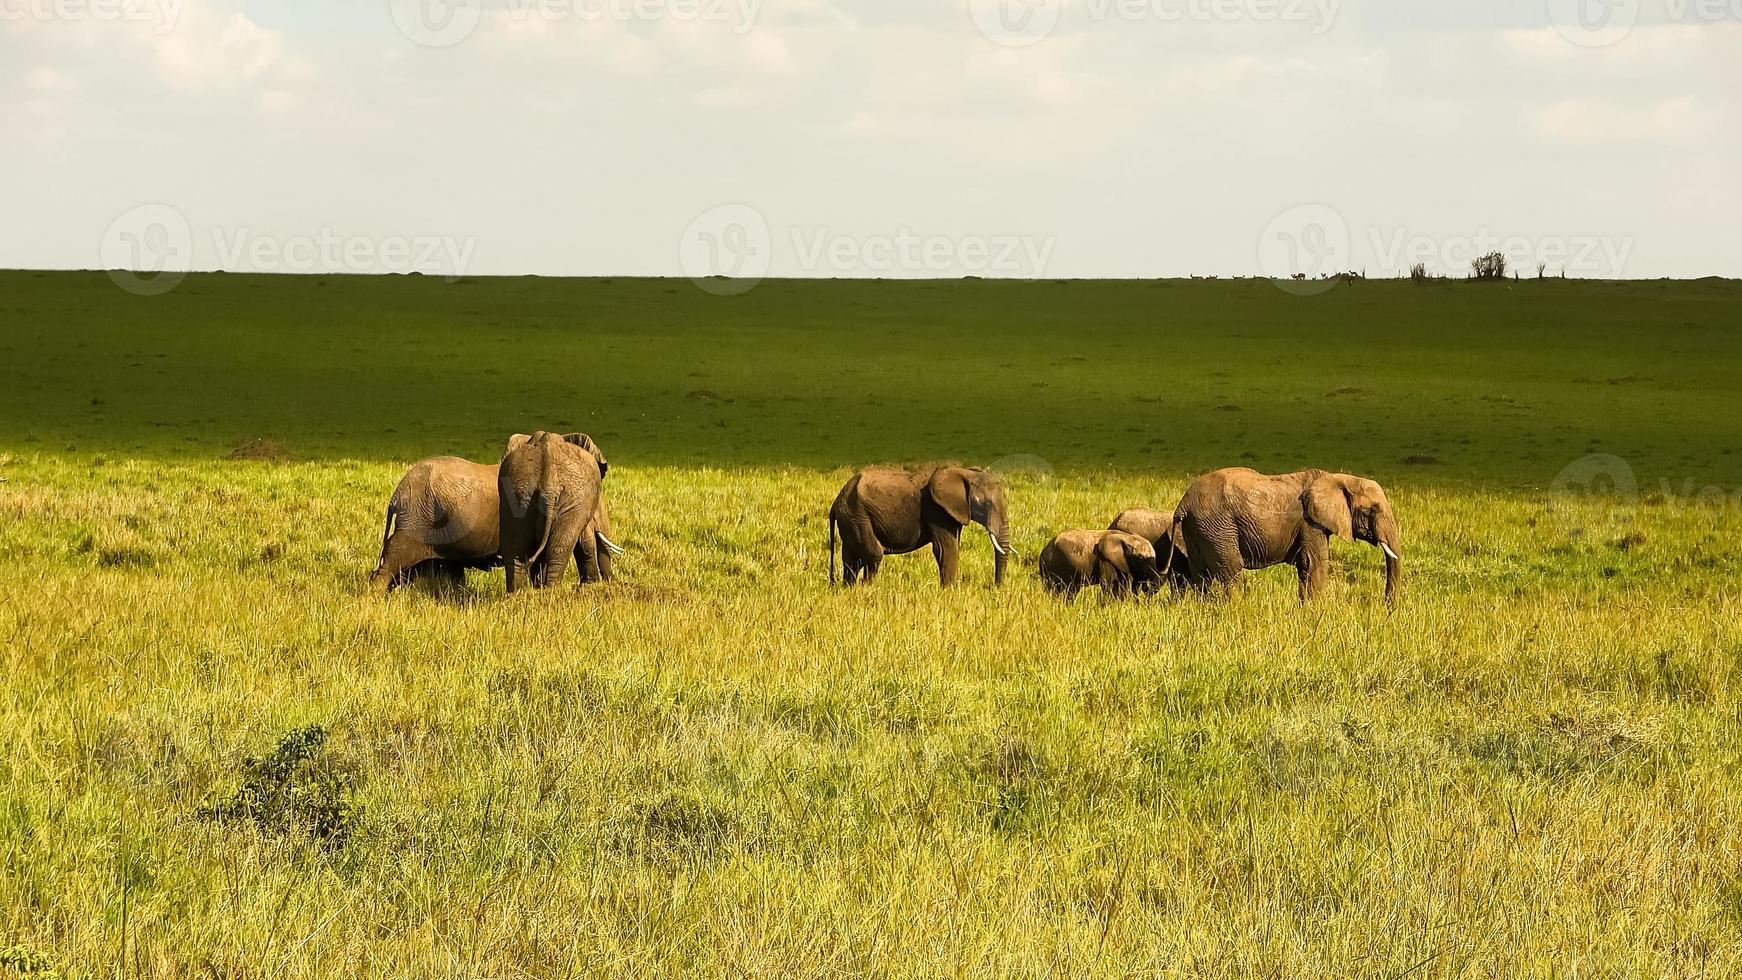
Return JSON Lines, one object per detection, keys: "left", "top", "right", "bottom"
{"left": 197, "top": 725, "right": 359, "bottom": 849}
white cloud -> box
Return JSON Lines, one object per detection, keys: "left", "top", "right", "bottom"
{"left": 154, "top": 12, "right": 286, "bottom": 88}
{"left": 1525, "top": 95, "right": 1729, "bottom": 145}
{"left": 743, "top": 31, "right": 795, "bottom": 73}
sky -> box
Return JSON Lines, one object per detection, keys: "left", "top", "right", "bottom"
{"left": 2, "top": 0, "right": 1738, "bottom": 282}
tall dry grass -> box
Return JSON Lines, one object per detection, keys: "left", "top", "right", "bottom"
{"left": 3, "top": 456, "right": 1739, "bottom": 977}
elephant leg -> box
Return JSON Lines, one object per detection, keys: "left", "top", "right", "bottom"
{"left": 1128, "top": 552, "right": 1160, "bottom": 596}
{"left": 841, "top": 519, "right": 882, "bottom": 586}
{"left": 373, "top": 533, "right": 435, "bottom": 594}
{"left": 1097, "top": 559, "right": 1131, "bottom": 599}
{"left": 592, "top": 533, "right": 614, "bottom": 582}
{"left": 929, "top": 525, "right": 962, "bottom": 587}
{"left": 1040, "top": 567, "right": 1070, "bottom": 598}
{"left": 540, "top": 523, "right": 583, "bottom": 589}
{"left": 1188, "top": 537, "right": 1243, "bottom": 599}
{"left": 574, "top": 530, "right": 601, "bottom": 587}
{"left": 1295, "top": 532, "right": 1330, "bottom": 602}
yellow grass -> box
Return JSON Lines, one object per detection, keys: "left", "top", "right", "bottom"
{"left": 4, "top": 456, "right": 1740, "bottom": 977}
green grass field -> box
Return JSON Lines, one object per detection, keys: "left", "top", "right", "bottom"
{"left": 3, "top": 271, "right": 1741, "bottom": 977}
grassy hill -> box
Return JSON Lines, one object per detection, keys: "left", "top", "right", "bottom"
{"left": 1, "top": 272, "right": 1740, "bottom": 977}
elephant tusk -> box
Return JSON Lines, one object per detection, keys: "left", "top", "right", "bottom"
{"left": 988, "top": 529, "right": 1007, "bottom": 556}
{"left": 598, "top": 533, "right": 626, "bottom": 556}
{"left": 1381, "top": 543, "right": 1400, "bottom": 562}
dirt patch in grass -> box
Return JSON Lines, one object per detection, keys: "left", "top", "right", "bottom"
{"left": 227, "top": 439, "right": 295, "bottom": 462}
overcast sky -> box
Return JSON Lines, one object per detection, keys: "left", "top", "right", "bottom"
{"left": 3, "top": 0, "right": 1738, "bottom": 282}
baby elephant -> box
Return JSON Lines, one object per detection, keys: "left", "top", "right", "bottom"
{"left": 1038, "top": 530, "right": 1159, "bottom": 600}
{"left": 1108, "top": 507, "right": 1191, "bottom": 593}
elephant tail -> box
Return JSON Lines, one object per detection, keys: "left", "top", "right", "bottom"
{"left": 1162, "top": 508, "right": 1185, "bottom": 579}
{"left": 527, "top": 489, "right": 563, "bottom": 567}
{"left": 827, "top": 514, "right": 838, "bottom": 585}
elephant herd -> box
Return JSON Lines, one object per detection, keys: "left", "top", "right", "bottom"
{"left": 373, "top": 434, "right": 1402, "bottom": 605}
{"left": 1041, "top": 468, "right": 1402, "bottom": 603}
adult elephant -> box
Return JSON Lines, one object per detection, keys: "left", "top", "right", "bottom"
{"left": 1108, "top": 507, "right": 1191, "bottom": 593}
{"left": 828, "top": 465, "right": 1010, "bottom": 587}
{"left": 499, "top": 431, "right": 613, "bottom": 593}
{"left": 370, "top": 454, "right": 503, "bottom": 593}
{"left": 1038, "top": 529, "right": 1158, "bottom": 600}
{"left": 1171, "top": 467, "right": 1401, "bottom": 603}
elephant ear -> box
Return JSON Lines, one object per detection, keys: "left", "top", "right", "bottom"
{"left": 1118, "top": 533, "right": 1156, "bottom": 564}
{"left": 562, "top": 433, "right": 608, "bottom": 478}
{"left": 505, "top": 433, "right": 533, "bottom": 457}
{"left": 927, "top": 467, "right": 974, "bottom": 526}
{"left": 1302, "top": 474, "right": 1354, "bottom": 541}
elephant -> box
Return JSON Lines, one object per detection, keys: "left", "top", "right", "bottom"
{"left": 370, "top": 454, "right": 503, "bottom": 593}
{"left": 371, "top": 435, "right": 622, "bottom": 594}
{"left": 1171, "top": 467, "right": 1401, "bottom": 603}
{"left": 828, "top": 464, "right": 1010, "bottom": 587}
{"left": 1108, "top": 507, "right": 1191, "bottom": 593}
{"left": 499, "top": 431, "right": 613, "bottom": 593}
{"left": 1038, "top": 529, "right": 1159, "bottom": 600}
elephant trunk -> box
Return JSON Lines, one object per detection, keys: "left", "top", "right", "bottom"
{"left": 987, "top": 517, "right": 1010, "bottom": 587}
{"left": 1378, "top": 513, "right": 1402, "bottom": 604}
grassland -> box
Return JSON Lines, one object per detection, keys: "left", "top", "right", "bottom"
{"left": 2, "top": 271, "right": 1741, "bottom": 977}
